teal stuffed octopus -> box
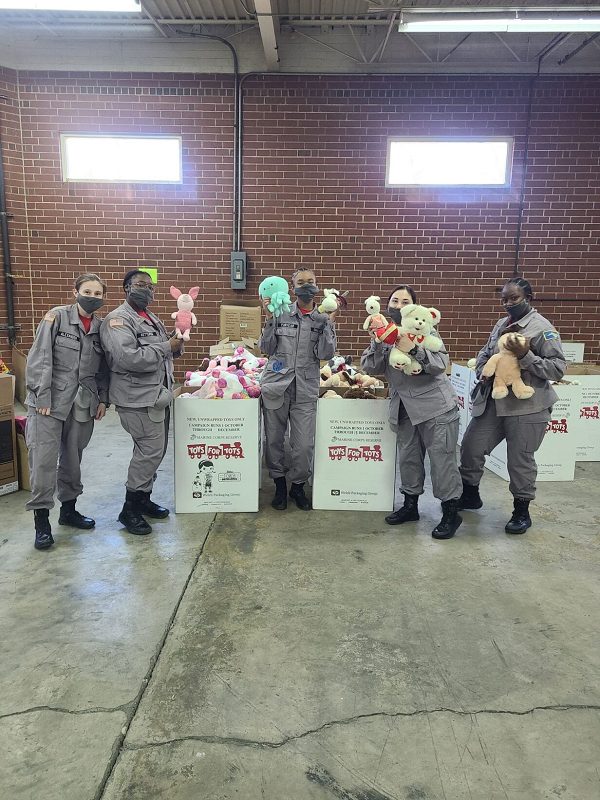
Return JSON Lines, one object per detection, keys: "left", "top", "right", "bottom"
{"left": 258, "top": 276, "right": 292, "bottom": 318}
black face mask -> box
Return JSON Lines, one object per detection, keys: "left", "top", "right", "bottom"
{"left": 77, "top": 294, "right": 104, "bottom": 314}
{"left": 388, "top": 307, "right": 402, "bottom": 325}
{"left": 505, "top": 299, "right": 531, "bottom": 321}
{"left": 128, "top": 286, "right": 154, "bottom": 309}
{"left": 294, "top": 284, "right": 319, "bottom": 301}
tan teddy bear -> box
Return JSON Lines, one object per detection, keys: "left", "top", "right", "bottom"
{"left": 481, "top": 333, "right": 535, "bottom": 400}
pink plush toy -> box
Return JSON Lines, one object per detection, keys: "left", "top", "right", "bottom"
{"left": 170, "top": 285, "right": 199, "bottom": 341}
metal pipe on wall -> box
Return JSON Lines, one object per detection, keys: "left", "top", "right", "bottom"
{"left": 0, "top": 94, "right": 17, "bottom": 346}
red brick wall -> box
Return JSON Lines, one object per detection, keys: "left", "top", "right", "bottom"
{"left": 1, "top": 70, "right": 598, "bottom": 375}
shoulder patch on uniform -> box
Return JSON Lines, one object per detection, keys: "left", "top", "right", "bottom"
{"left": 44, "top": 312, "right": 56, "bottom": 323}
{"left": 543, "top": 330, "right": 560, "bottom": 340}
{"left": 109, "top": 318, "right": 124, "bottom": 328}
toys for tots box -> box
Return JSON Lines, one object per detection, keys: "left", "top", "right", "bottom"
{"left": 174, "top": 394, "right": 261, "bottom": 513}
{"left": 450, "top": 362, "right": 477, "bottom": 445}
{"left": 567, "top": 364, "right": 600, "bottom": 462}
{"left": 485, "top": 382, "right": 583, "bottom": 482}
{"left": 0, "top": 374, "right": 18, "bottom": 497}
{"left": 312, "top": 399, "right": 396, "bottom": 512}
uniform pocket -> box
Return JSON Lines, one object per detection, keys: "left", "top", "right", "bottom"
{"left": 432, "top": 408, "right": 460, "bottom": 454}
{"left": 518, "top": 410, "right": 551, "bottom": 453}
{"left": 54, "top": 336, "right": 79, "bottom": 367}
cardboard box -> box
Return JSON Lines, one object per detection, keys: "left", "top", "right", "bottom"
{"left": 219, "top": 302, "right": 262, "bottom": 343}
{"left": 0, "top": 374, "right": 18, "bottom": 496}
{"left": 11, "top": 347, "right": 27, "bottom": 405}
{"left": 485, "top": 382, "right": 583, "bottom": 482}
{"left": 450, "top": 362, "right": 477, "bottom": 445}
{"left": 566, "top": 363, "right": 600, "bottom": 461}
{"left": 209, "top": 337, "right": 261, "bottom": 359}
{"left": 174, "top": 390, "right": 261, "bottom": 513}
{"left": 16, "top": 431, "right": 30, "bottom": 491}
{"left": 318, "top": 385, "right": 388, "bottom": 399}
{"left": 561, "top": 342, "right": 585, "bottom": 363}
{"left": 312, "top": 398, "right": 396, "bottom": 511}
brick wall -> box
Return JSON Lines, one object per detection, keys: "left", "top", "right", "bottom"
{"left": 0, "top": 70, "right": 598, "bottom": 375}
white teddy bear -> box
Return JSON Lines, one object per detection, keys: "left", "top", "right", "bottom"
{"left": 389, "top": 304, "right": 443, "bottom": 375}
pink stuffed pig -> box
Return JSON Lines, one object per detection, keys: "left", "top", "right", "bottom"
{"left": 170, "top": 286, "right": 199, "bottom": 341}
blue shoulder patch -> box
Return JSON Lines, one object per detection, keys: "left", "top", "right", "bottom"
{"left": 543, "top": 330, "right": 560, "bottom": 341}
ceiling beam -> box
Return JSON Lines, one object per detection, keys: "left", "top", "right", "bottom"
{"left": 253, "top": 0, "right": 280, "bottom": 70}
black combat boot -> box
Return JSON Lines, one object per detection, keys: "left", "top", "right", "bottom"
{"left": 58, "top": 499, "right": 95, "bottom": 529}
{"left": 138, "top": 491, "right": 169, "bottom": 519}
{"left": 289, "top": 482, "right": 312, "bottom": 511}
{"left": 457, "top": 481, "right": 483, "bottom": 510}
{"left": 118, "top": 490, "right": 152, "bottom": 535}
{"left": 385, "top": 493, "right": 419, "bottom": 525}
{"left": 271, "top": 477, "right": 288, "bottom": 511}
{"left": 432, "top": 499, "right": 463, "bottom": 540}
{"left": 34, "top": 509, "right": 54, "bottom": 550}
{"left": 505, "top": 497, "right": 531, "bottom": 534}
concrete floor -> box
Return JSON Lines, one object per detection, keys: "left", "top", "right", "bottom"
{"left": 1, "top": 408, "right": 599, "bottom": 800}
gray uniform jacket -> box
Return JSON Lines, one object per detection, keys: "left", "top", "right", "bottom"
{"left": 26, "top": 303, "right": 108, "bottom": 422}
{"left": 361, "top": 336, "right": 457, "bottom": 427}
{"left": 259, "top": 302, "right": 337, "bottom": 410}
{"left": 474, "top": 308, "right": 566, "bottom": 417}
{"left": 100, "top": 301, "right": 175, "bottom": 409}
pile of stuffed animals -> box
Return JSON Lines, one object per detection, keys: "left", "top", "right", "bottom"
{"left": 182, "top": 347, "right": 268, "bottom": 400}
{"left": 319, "top": 355, "right": 384, "bottom": 400}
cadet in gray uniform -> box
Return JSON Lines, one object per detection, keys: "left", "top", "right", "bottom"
{"left": 260, "top": 268, "right": 337, "bottom": 511}
{"left": 100, "top": 270, "right": 183, "bottom": 536}
{"left": 459, "top": 277, "right": 566, "bottom": 534}
{"left": 361, "top": 285, "right": 463, "bottom": 540}
{"left": 25, "top": 273, "right": 109, "bottom": 551}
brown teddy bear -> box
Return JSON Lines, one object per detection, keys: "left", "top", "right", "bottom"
{"left": 481, "top": 333, "right": 535, "bottom": 400}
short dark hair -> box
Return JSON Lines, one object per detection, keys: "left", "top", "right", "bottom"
{"left": 75, "top": 272, "right": 107, "bottom": 293}
{"left": 387, "top": 285, "right": 418, "bottom": 305}
{"left": 291, "top": 266, "right": 316, "bottom": 283}
{"left": 504, "top": 277, "right": 533, "bottom": 300}
{"left": 123, "top": 269, "right": 152, "bottom": 289}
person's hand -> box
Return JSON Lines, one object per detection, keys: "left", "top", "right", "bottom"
{"left": 95, "top": 402, "right": 107, "bottom": 421}
{"left": 169, "top": 335, "right": 183, "bottom": 353}
{"left": 328, "top": 308, "right": 338, "bottom": 322}
{"left": 36, "top": 407, "right": 51, "bottom": 415}
{"left": 504, "top": 334, "right": 530, "bottom": 359}
{"left": 261, "top": 297, "right": 273, "bottom": 319}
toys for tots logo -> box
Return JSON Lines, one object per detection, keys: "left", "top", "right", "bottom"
{"left": 546, "top": 419, "right": 568, "bottom": 434}
{"left": 328, "top": 444, "right": 383, "bottom": 462}
{"left": 580, "top": 404, "right": 599, "bottom": 419}
{"left": 187, "top": 442, "right": 245, "bottom": 460}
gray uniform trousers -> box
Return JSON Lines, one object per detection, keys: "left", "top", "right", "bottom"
{"left": 25, "top": 409, "right": 94, "bottom": 511}
{"left": 117, "top": 406, "right": 170, "bottom": 494}
{"left": 396, "top": 405, "right": 462, "bottom": 502}
{"left": 460, "top": 398, "right": 550, "bottom": 500}
{"left": 263, "top": 381, "right": 316, "bottom": 485}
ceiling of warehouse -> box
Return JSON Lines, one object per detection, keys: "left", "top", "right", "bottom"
{"left": 0, "top": 1, "right": 599, "bottom": 73}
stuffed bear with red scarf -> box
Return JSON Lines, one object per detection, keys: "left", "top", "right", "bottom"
{"left": 389, "top": 304, "right": 443, "bottom": 375}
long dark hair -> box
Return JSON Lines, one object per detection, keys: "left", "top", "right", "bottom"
{"left": 387, "top": 285, "right": 418, "bottom": 304}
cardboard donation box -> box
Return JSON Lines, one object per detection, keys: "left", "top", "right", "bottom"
{"left": 312, "top": 399, "right": 396, "bottom": 512}
{"left": 219, "top": 302, "right": 262, "bottom": 343}
{"left": 450, "top": 362, "right": 477, "bottom": 445}
{"left": 11, "top": 347, "right": 27, "bottom": 405}
{"left": 209, "top": 337, "right": 261, "bottom": 358}
{"left": 566, "top": 364, "right": 600, "bottom": 461}
{"left": 0, "top": 374, "right": 18, "bottom": 496}
{"left": 561, "top": 343, "right": 585, "bottom": 364}
{"left": 485, "top": 382, "right": 582, "bottom": 482}
{"left": 174, "top": 392, "right": 261, "bottom": 513}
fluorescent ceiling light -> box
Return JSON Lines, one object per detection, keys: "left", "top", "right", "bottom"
{"left": 399, "top": 17, "right": 600, "bottom": 33}
{"left": 0, "top": 1, "right": 140, "bottom": 11}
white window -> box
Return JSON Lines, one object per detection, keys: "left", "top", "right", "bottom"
{"left": 60, "top": 134, "right": 182, "bottom": 183}
{"left": 386, "top": 137, "right": 513, "bottom": 187}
